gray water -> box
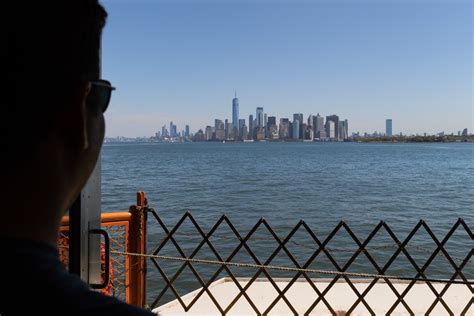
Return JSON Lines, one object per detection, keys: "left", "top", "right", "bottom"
{"left": 101, "top": 142, "right": 473, "bottom": 305}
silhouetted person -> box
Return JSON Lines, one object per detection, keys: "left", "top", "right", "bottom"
{"left": 1, "top": 1, "right": 155, "bottom": 315}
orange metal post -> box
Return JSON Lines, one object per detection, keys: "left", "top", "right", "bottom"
{"left": 128, "top": 191, "right": 148, "bottom": 307}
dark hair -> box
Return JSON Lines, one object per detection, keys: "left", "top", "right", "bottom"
{"left": 3, "top": 1, "right": 107, "bottom": 148}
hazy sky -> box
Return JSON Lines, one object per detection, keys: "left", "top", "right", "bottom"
{"left": 102, "top": 0, "right": 472, "bottom": 137}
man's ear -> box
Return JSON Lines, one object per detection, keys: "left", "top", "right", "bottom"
{"left": 81, "top": 83, "right": 92, "bottom": 150}
{"left": 63, "top": 82, "right": 91, "bottom": 152}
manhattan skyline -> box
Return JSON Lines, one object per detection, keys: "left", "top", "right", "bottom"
{"left": 101, "top": 0, "right": 472, "bottom": 137}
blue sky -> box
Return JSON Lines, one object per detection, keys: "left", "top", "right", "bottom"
{"left": 101, "top": 0, "right": 472, "bottom": 137}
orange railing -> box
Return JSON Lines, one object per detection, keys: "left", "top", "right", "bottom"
{"left": 58, "top": 192, "right": 148, "bottom": 307}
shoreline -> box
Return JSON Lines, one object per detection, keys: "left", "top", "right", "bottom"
{"left": 104, "top": 136, "right": 474, "bottom": 144}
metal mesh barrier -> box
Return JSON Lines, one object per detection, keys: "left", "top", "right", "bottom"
{"left": 58, "top": 221, "right": 128, "bottom": 300}
{"left": 101, "top": 222, "right": 128, "bottom": 300}
{"left": 57, "top": 198, "right": 147, "bottom": 308}
{"left": 144, "top": 209, "right": 473, "bottom": 315}
{"left": 54, "top": 192, "right": 473, "bottom": 314}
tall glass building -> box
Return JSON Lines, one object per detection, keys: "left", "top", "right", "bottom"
{"left": 256, "top": 107, "right": 264, "bottom": 127}
{"left": 386, "top": 119, "right": 393, "bottom": 137}
{"left": 232, "top": 92, "right": 239, "bottom": 131}
{"left": 313, "top": 113, "right": 325, "bottom": 134}
{"left": 326, "top": 115, "right": 339, "bottom": 140}
{"left": 292, "top": 120, "right": 300, "bottom": 140}
{"left": 238, "top": 119, "right": 245, "bottom": 130}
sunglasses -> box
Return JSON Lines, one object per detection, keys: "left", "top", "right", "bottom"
{"left": 88, "top": 79, "right": 116, "bottom": 113}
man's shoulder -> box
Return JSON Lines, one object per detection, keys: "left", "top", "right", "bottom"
{"left": 2, "top": 262, "right": 155, "bottom": 315}
{"left": 67, "top": 290, "right": 156, "bottom": 315}
{"left": 0, "top": 238, "right": 155, "bottom": 315}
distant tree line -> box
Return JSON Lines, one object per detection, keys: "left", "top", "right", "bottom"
{"left": 356, "top": 135, "right": 474, "bottom": 143}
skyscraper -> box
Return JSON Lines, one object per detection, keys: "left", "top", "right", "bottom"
{"left": 293, "top": 113, "right": 303, "bottom": 125}
{"left": 327, "top": 121, "right": 335, "bottom": 139}
{"left": 279, "top": 118, "right": 290, "bottom": 139}
{"left": 238, "top": 119, "right": 246, "bottom": 132}
{"left": 238, "top": 120, "right": 246, "bottom": 139}
{"left": 161, "top": 125, "right": 167, "bottom": 138}
{"left": 386, "top": 119, "right": 393, "bottom": 137}
{"left": 224, "top": 119, "right": 229, "bottom": 139}
{"left": 185, "top": 125, "right": 190, "bottom": 137}
{"left": 293, "top": 114, "right": 303, "bottom": 139}
{"left": 215, "top": 119, "right": 225, "bottom": 140}
{"left": 215, "top": 119, "right": 224, "bottom": 130}
{"left": 263, "top": 113, "right": 268, "bottom": 137}
{"left": 248, "top": 114, "right": 254, "bottom": 140}
{"left": 241, "top": 125, "right": 248, "bottom": 140}
{"left": 256, "top": 107, "right": 264, "bottom": 127}
{"left": 205, "top": 126, "right": 213, "bottom": 141}
{"left": 326, "top": 115, "right": 339, "bottom": 140}
{"left": 307, "top": 114, "right": 313, "bottom": 127}
{"left": 339, "top": 120, "right": 349, "bottom": 140}
{"left": 227, "top": 123, "right": 234, "bottom": 139}
{"left": 267, "top": 116, "right": 276, "bottom": 128}
{"left": 267, "top": 116, "right": 277, "bottom": 139}
{"left": 313, "top": 113, "right": 324, "bottom": 135}
{"left": 292, "top": 120, "right": 300, "bottom": 140}
{"left": 232, "top": 91, "right": 239, "bottom": 132}
{"left": 169, "top": 121, "right": 177, "bottom": 137}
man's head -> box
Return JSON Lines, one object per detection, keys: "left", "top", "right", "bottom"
{"left": 2, "top": 1, "right": 109, "bottom": 244}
